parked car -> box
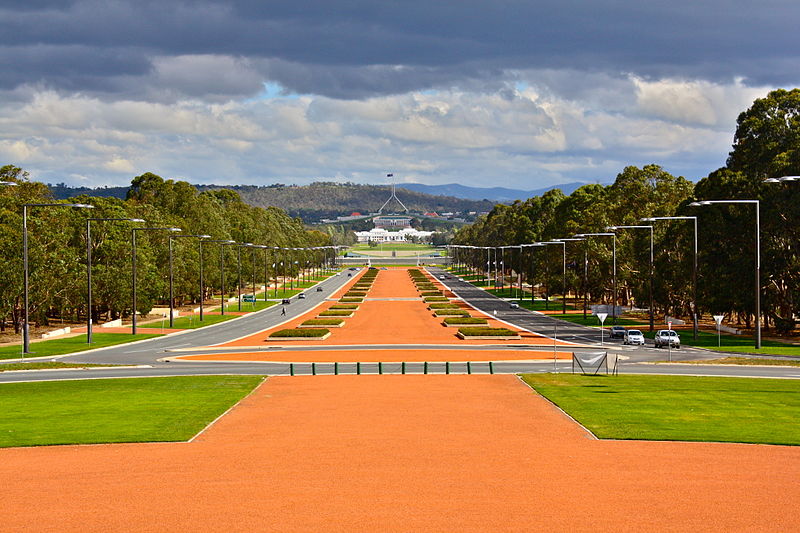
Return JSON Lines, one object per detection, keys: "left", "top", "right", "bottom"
{"left": 610, "top": 326, "right": 627, "bottom": 339}
{"left": 623, "top": 329, "right": 646, "bottom": 345}
{"left": 654, "top": 329, "right": 680, "bottom": 348}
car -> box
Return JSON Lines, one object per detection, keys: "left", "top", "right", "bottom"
{"left": 439, "top": 275, "right": 447, "bottom": 279}
{"left": 623, "top": 329, "right": 645, "bottom": 345}
{"left": 298, "top": 293, "right": 306, "bottom": 299}
{"left": 654, "top": 329, "right": 680, "bottom": 348}
{"left": 316, "top": 287, "right": 323, "bottom": 292}
{"left": 281, "top": 299, "right": 290, "bottom": 305}
{"left": 509, "top": 302, "right": 519, "bottom": 309}
{"left": 610, "top": 325, "right": 626, "bottom": 339}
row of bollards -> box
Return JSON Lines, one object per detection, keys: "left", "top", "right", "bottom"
{"left": 285, "top": 361, "right": 498, "bottom": 376}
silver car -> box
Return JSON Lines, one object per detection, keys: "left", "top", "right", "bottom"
{"left": 654, "top": 329, "right": 680, "bottom": 348}
{"left": 623, "top": 329, "right": 645, "bottom": 345}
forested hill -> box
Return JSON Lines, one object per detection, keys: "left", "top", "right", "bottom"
{"left": 50, "top": 182, "right": 498, "bottom": 222}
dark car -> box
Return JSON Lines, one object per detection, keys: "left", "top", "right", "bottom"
{"left": 281, "top": 298, "right": 290, "bottom": 304}
{"left": 610, "top": 325, "right": 626, "bottom": 339}
{"left": 316, "top": 287, "right": 323, "bottom": 292}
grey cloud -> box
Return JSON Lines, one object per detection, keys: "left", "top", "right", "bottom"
{"left": 0, "top": 0, "right": 798, "bottom": 101}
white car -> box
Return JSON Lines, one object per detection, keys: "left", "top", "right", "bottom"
{"left": 654, "top": 329, "right": 680, "bottom": 348}
{"left": 623, "top": 329, "right": 645, "bottom": 345}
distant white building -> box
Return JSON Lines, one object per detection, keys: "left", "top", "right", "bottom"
{"left": 355, "top": 227, "right": 434, "bottom": 243}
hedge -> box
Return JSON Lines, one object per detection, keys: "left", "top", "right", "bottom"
{"left": 319, "top": 310, "right": 355, "bottom": 316}
{"left": 434, "top": 310, "right": 470, "bottom": 316}
{"left": 420, "top": 291, "right": 444, "bottom": 297}
{"left": 339, "top": 298, "right": 363, "bottom": 303}
{"left": 424, "top": 296, "right": 449, "bottom": 302}
{"left": 270, "top": 328, "right": 330, "bottom": 338}
{"left": 330, "top": 304, "right": 359, "bottom": 309}
{"left": 301, "top": 319, "right": 345, "bottom": 326}
{"left": 457, "top": 327, "right": 518, "bottom": 336}
{"left": 442, "top": 317, "right": 488, "bottom": 325}
{"left": 428, "top": 303, "right": 461, "bottom": 309}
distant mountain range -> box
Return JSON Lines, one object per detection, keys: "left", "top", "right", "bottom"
{"left": 47, "top": 180, "right": 595, "bottom": 222}
{"left": 397, "top": 182, "right": 591, "bottom": 202}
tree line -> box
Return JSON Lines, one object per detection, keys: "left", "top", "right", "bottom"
{"left": 452, "top": 89, "right": 800, "bottom": 333}
{"left": 0, "top": 171, "right": 332, "bottom": 333}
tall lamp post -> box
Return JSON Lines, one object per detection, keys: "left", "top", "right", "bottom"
{"left": 575, "top": 232, "right": 617, "bottom": 324}
{"left": 606, "top": 225, "right": 654, "bottom": 332}
{"left": 536, "top": 241, "right": 568, "bottom": 314}
{"left": 168, "top": 234, "right": 211, "bottom": 327}
{"left": 689, "top": 199, "right": 761, "bottom": 349}
{"left": 216, "top": 241, "right": 238, "bottom": 315}
{"left": 86, "top": 217, "right": 144, "bottom": 343}
{"left": 131, "top": 226, "right": 181, "bottom": 335}
{"left": 236, "top": 243, "right": 253, "bottom": 311}
{"left": 552, "top": 238, "right": 585, "bottom": 314}
{"left": 641, "top": 216, "right": 698, "bottom": 339}
{"left": 23, "top": 202, "right": 94, "bottom": 353}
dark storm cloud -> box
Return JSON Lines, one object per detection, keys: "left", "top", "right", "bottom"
{"left": 1, "top": 0, "right": 798, "bottom": 100}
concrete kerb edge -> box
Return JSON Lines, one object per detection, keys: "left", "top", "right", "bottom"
{"left": 204, "top": 272, "right": 353, "bottom": 347}
{"left": 429, "top": 267, "right": 584, "bottom": 347}
{"left": 514, "top": 374, "right": 599, "bottom": 440}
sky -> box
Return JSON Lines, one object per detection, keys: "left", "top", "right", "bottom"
{"left": 0, "top": 0, "right": 796, "bottom": 190}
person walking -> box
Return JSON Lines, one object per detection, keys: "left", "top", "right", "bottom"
{"left": 281, "top": 307, "right": 286, "bottom": 316}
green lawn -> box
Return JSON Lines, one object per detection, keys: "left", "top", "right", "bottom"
{"left": 683, "top": 357, "right": 800, "bottom": 367}
{"left": 643, "top": 329, "right": 800, "bottom": 356}
{"left": 0, "top": 376, "right": 263, "bottom": 447}
{"left": 350, "top": 243, "right": 439, "bottom": 252}
{"left": 521, "top": 373, "right": 800, "bottom": 445}
{"left": 0, "top": 361, "right": 117, "bottom": 371}
{"left": 0, "top": 333, "right": 162, "bottom": 360}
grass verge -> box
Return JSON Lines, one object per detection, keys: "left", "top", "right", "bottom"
{"left": 521, "top": 373, "right": 800, "bottom": 445}
{"left": 0, "top": 333, "right": 162, "bottom": 360}
{"left": 680, "top": 357, "right": 800, "bottom": 367}
{"left": 0, "top": 375, "right": 262, "bottom": 447}
{"left": 0, "top": 361, "right": 118, "bottom": 371}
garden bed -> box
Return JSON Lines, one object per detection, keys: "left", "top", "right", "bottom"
{"left": 428, "top": 303, "right": 461, "bottom": 310}
{"left": 456, "top": 327, "right": 521, "bottom": 340}
{"left": 442, "top": 317, "right": 488, "bottom": 327}
{"left": 434, "top": 310, "right": 471, "bottom": 317}
{"left": 330, "top": 304, "right": 359, "bottom": 310}
{"left": 319, "top": 310, "right": 355, "bottom": 317}
{"left": 299, "top": 319, "right": 345, "bottom": 328}
{"left": 424, "top": 296, "right": 450, "bottom": 302}
{"left": 269, "top": 328, "right": 331, "bottom": 340}
{"left": 339, "top": 298, "right": 364, "bottom": 303}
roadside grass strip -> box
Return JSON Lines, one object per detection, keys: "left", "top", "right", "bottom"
{"left": 521, "top": 374, "right": 800, "bottom": 446}
{"left": 644, "top": 330, "right": 800, "bottom": 356}
{"left": 0, "top": 362, "right": 119, "bottom": 371}
{"left": 0, "top": 376, "right": 262, "bottom": 448}
{"left": 680, "top": 357, "right": 800, "bottom": 366}
{"left": 0, "top": 333, "right": 162, "bottom": 360}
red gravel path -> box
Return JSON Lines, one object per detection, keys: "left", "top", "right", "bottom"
{"left": 2, "top": 375, "right": 798, "bottom": 532}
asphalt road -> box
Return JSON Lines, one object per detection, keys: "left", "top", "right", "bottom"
{"left": 1, "top": 265, "right": 799, "bottom": 382}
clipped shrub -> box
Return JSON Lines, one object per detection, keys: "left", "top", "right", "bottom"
{"left": 424, "top": 296, "right": 449, "bottom": 302}
{"left": 434, "top": 310, "right": 470, "bottom": 316}
{"left": 457, "top": 327, "right": 518, "bottom": 337}
{"left": 330, "top": 304, "right": 359, "bottom": 309}
{"left": 319, "top": 310, "right": 355, "bottom": 316}
{"left": 270, "top": 328, "right": 330, "bottom": 338}
{"left": 420, "top": 291, "right": 443, "bottom": 297}
{"left": 345, "top": 291, "right": 367, "bottom": 297}
{"left": 443, "top": 317, "right": 488, "bottom": 325}
{"left": 339, "top": 298, "right": 363, "bottom": 303}
{"left": 301, "top": 319, "right": 345, "bottom": 326}
{"left": 428, "top": 303, "right": 460, "bottom": 309}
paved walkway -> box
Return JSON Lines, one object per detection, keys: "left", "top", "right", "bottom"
{"left": 2, "top": 375, "right": 798, "bottom": 532}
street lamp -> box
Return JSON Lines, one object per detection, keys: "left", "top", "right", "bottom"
{"left": 86, "top": 217, "right": 144, "bottom": 343}
{"left": 641, "top": 216, "right": 699, "bottom": 339}
{"left": 216, "top": 241, "right": 238, "bottom": 315}
{"left": 764, "top": 176, "right": 800, "bottom": 183}
{"left": 552, "top": 238, "right": 585, "bottom": 315}
{"left": 574, "top": 232, "right": 617, "bottom": 324}
{"left": 606, "top": 225, "right": 654, "bottom": 331}
{"left": 236, "top": 243, "right": 253, "bottom": 311}
{"left": 131, "top": 227, "right": 181, "bottom": 335}
{"left": 534, "top": 241, "right": 567, "bottom": 313}
{"left": 22, "top": 202, "right": 94, "bottom": 353}
{"left": 168, "top": 234, "right": 211, "bottom": 327}
{"left": 689, "top": 199, "right": 761, "bottom": 349}
{"left": 0, "top": 181, "right": 18, "bottom": 186}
